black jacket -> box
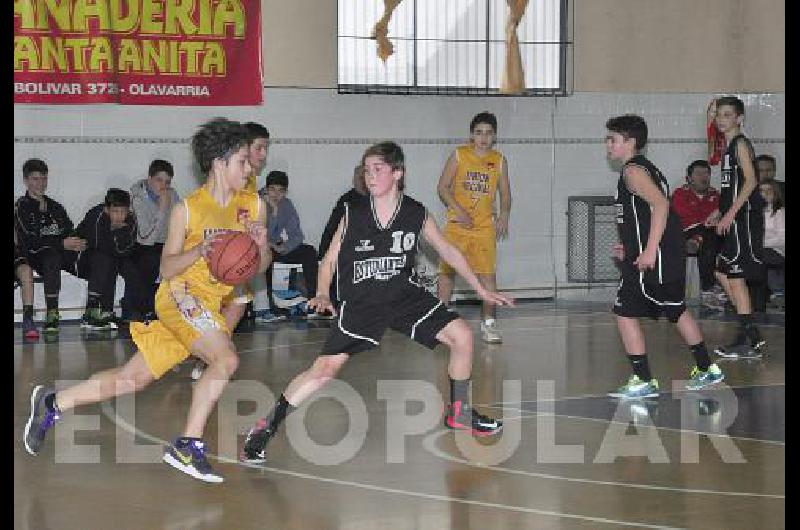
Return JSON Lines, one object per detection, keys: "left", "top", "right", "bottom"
{"left": 14, "top": 192, "right": 74, "bottom": 255}
{"left": 76, "top": 204, "right": 137, "bottom": 258}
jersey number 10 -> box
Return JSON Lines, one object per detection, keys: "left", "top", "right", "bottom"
{"left": 390, "top": 231, "right": 416, "bottom": 253}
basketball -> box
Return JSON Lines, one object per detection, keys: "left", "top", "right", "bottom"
{"left": 206, "top": 231, "right": 260, "bottom": 286}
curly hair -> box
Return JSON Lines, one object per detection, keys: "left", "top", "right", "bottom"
{"left": 191, "top": 118, "right": 250, "bottom": 174}
{"left": 362, "top": 141, "right": 406, "bottom": 191}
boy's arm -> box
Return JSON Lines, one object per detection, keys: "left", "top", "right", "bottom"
{"left": 437, "top": 151, "right": 472, "bottom": 228}
{"left": 281, "top": 199, "right": 305, "bottom": 252}
{"left": 422, "top": 213, "right": 514, "bottom": 306}
{"left": 623, "top": 165, "right": 669, "bottom": 271}
{"left": 159, "top": 201, "right": 205, "bottom": 280}
{"left": 717, "top": 141, "right": 758, "bottom": 235}
{"left": 496, "top": 156, "right": 512, "bottom": 239}
{"left": 251, "top": 197, "right": 273, "bottom": 274}
{"left": 307, "top": 218, "right": 345, "bottom": 314}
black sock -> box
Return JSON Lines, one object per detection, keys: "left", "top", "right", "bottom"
{"left": 690, "top": 342, "right": 712, "bottom": 371}
{"left": 86, "top": 294, "right": 101, "bottom": 311}
{"left": 23, "top": 305, "right": 34, "bottom": 320}
{"left": 627, "top": 354, "right": 652, "bottom": 381}
{"left": 267, "top": 394, "right": 295, "bottom": 433}
{"left": 45, "top": 295, "right": 58, "bottom": 312}
{"left": 450, "top": 378, "right": 470, "bottom": 405}
{"left": 738, "top": 313, "right": 754, "bottom": 330}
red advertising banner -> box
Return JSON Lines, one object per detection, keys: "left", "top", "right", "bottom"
{"left": 13, "top": 0, "right": 263, "bottom": 105}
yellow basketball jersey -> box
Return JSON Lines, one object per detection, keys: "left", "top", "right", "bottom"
{"left": 170, "top": 186, "right": 261, "bottom": 302}
{"left": 245, "top": 171, "right": 258, "bottom": 194}
{"left": 447, "top": 145, "right": 503, "bottom": 229}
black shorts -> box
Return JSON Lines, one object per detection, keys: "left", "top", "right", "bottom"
{"left": 321, "top": 291, "right": 460, "bottom": 355}
{"left": 717, "top": 212, "right": 764, "bottom": 280}
{"left": 612, "top": 274, "right": 687, "bottom": 323}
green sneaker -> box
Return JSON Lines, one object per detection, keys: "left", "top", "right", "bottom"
{"left": 608, "top": 375, "right": 659, "bottom": 399}
{"left": 686, "top": 363, "right": 725, "bottom": 390}
{"left": 81, "top": 308, "right": 116, "bottom": 331}
{"left": 43, "top": 310, "right": 60, "bottom": 333}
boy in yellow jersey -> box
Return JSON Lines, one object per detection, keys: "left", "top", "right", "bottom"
{"left": 190, "top": 121, "right": 272, "bottom": 381}
{"left": 23, "top": 118, "right": 272, "bottom": 484}
{"left": 438, "top": 112, "right": 512, "bottom": 343}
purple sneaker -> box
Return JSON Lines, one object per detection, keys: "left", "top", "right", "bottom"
{"left": 163, "top": 438, "right": 223, "bottom": 483}
{"left": 23, "top": 385, "right": 60, "bottom": 455}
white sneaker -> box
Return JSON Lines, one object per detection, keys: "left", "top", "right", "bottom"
{"left": 191, "top": 360, "right": 206, "bottom": 381}
{"left": 480, "top": 319, "right": 502, "bottom": 344}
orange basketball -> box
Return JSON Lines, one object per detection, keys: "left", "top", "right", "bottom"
{"left": 207, "top": 231, "right": 260, "bottom": 286}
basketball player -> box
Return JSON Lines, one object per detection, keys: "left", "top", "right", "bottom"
{"left": 23, "top": 118, "right": 271, "bottom": 483}
{"left": 606, "top": 115, "right": 724, "bottom": 399}
{"left": 437, "top": 112, "right": 511, "bottom": 344}
{"left": 710, "top": 97, "right": 767, "bottom": 358}
{"left": 240, "top": 141, "right": 513, "bottom": 463}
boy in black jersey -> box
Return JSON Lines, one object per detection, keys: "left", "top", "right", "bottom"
{"left": 710, "top": 97, "right": 767, "bottom": 358}
{"left": 606, "top": 115, "right": 724, "bottom": 399}
{"left": 241, "top": 141, "right": 514, "bottom": 463}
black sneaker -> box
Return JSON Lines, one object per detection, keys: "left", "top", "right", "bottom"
{"left": 23, "top": 385, "right": 60, "bottom": 455}
{"left": 715, "top": 328, "right": 766, "bottom": 358}
{"left": 162, "top": 438, "right": 223, "bottom": 483}
{"left": 444, "top": 401, "right": 503, "bottom": 436}
{"left": 240, "top": 418, "right": 274, "bottom": 463}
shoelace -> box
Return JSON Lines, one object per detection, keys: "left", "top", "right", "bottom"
{"left": 187, "top": 441, "right": 214, "bottom": 472}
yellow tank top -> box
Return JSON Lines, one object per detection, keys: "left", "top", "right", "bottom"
{"left": 245, "top": 171, "right": 258, "bottom": 194}
{"left": 447, "top": 145, "right": 503, "bottom": 229}
{"left": 169, "top": 186, "right": 261, "bottom": 302}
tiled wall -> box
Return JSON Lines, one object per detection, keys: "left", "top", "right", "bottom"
{"left": 14, "top": 90, "right": 785, "bottom": 298}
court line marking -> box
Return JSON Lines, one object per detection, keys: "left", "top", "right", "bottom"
{"left": 420, "top": 428, "right": 785, "bottom": 500}
{"left": 100, "top": 402, "right": 684, "bottom": 530}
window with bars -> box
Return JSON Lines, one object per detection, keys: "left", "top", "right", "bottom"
{"left": 338, "top": 0, "right": 571, "bottom": 96}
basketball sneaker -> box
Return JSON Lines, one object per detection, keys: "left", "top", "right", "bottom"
{"left": 23, "top": 385, "right": 60, "bottom": 456}
{"left": 444, "top": 401, "right": 503, "bottom": 436}
{"left": 163, "top": 438, "right": 223, "bottom": 483}
{"left": 254, "top": 309, "right": 287, "bottom": 323}
{"left": 608, "top": 375, "right": 660, "bottom": 399}
{"left": 480, "top": 319, "right": 503, "bottom": 344}
{"left": 43, "top": 309, "right": 60, "bottom": 333}
{"left": 686, "top": 363, "right": 725, "bottom": 390}
{"left": 240, "top": 418, "right": 274, "bottom": 463}
{"left": 81, "top": 308, "right": 115, "bottom": 331}
{"left": 714, "top": 328, "right": 766, "bottom": 358}
{"left": 22, "top": 316, "right": 39, "bottom": 340}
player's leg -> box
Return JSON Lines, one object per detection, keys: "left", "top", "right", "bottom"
{"left": 16, "top": 258, "right": 38, "bottom": 339}
{"left": 673, "top": 308, "right": 724, "bottom": 389}
{"left": 23, "top": 351, "right": 155, "bottom": 456}
{"left": 476, "top": 272, "right": 502, "bottom": 344}
{"left": 191, "top": 292, "right": 248, "bottom": 382}
{"left": 473, "top": 231, "right": 501, "bottom": 343}
{"left": 31, "top": 248, "right": 63, "bottom": 333}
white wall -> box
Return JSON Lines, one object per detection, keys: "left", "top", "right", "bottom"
{"left": 14, "top": 90, "right": 785, "bottom": 299}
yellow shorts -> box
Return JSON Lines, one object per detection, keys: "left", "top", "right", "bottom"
{"left": 440, "top": 223, "right": 496, "bottom": 275}
{"left": 221, "top": 283, "right": 254, "bottom": 306}
{"left": 130, "top": 282, "right": 231, "bottom": 380}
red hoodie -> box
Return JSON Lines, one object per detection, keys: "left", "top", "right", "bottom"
{"left": 671, "top": 184, "right": 720, "bottom": 230}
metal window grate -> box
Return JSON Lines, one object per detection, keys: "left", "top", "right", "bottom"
{"left": 567, "top": 196, "right": 620, "bottom": 283}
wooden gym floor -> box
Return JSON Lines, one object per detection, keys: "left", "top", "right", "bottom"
{"left": 14, "top": 301, "right": 784, "bottom": 529}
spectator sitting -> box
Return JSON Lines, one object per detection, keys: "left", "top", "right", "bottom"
{"left": 760, "top": 179, "right": 785, "bottom": 304}
{"left": 14, "top": 158, "right": 87, "bottom": 334}
{"left": 70, "top": 188, "right": 148, "bottom": 330}
{"left": 670, "top": 159, "right": 725, "bottom": 308}
{"left": 259, "top": 170, "right": 330, "bottom": 319}
{"left": 318, "top": 164, "right": 368, "bottom": 304}
{"left": 15, "top": 238, "right": 39, "bottom": 340}
{"left": 128, "top": 159, "right": 179, "bottom": 319}
{"left": 755, "top": 154, "right": 783, "bottom": 197}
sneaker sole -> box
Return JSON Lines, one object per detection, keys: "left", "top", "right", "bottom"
{"left": 239, "top": 452, "right": 267, "bottom": 464}
{"left": 481, "top": 337, "right": 503, "bottom": 344}
{"left": 445, "top": 419, "right": 503, "bottom": 437}
{"left": 607, "top": 391, "right": 660, "bottom": 399}
{"left": 162, "top": 452, "right": 224, "bottom": 484}
{"left": 23, "top": 385, "right": 45, "bottom": 456}
{"left": 686, "top": 374, "right": 725, "bottom": 390}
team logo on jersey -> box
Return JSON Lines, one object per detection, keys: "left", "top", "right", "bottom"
{"left": 486, "top": 161, "right": 496, "bottom": 169}
{"left": 729, "top": 264, "right": 743, "bottom": 274}
{"left": 355, "top": 239, "right": 375, "bottom": 252}
{"left": 353, "top": 255, "right": 407, "bottom": 283}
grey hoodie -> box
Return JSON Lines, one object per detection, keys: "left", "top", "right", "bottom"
{"left": 130, "top": 179, "right": 180, "bottom": 245}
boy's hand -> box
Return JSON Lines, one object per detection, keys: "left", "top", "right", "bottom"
{"left": 63, "top": 236, "right": 87, "bottom": 252}
{"left": 308, "top": 295, "right": 336, "bottom": 315}
{"left": 611, "top": 243, "right": 624, "bottom": 261}
{"left": 704, "top": 209, "right": 721, "bottom": 227}
{"left": 454, "top": 207, "right": 473, "bottom": 229}
{"left": 633, "top": 249, "right": 657, "bottom": 271}
{"left": 158, "top": 187, "right": 173, "bottom": 210}
{"left": 477, "top": 288, "right": 515, "bottom": 307}
{"left": 715, "top": 213, "right": 734, "bottom": 235}
{"left": 244, "top": 221, "right": 268, "bottom": 249}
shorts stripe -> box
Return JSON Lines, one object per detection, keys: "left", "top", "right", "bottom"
{"left": 337, "top": 301, "right": 379, "bottom": 345}
{"left": 410, "top": 301, "right": 443, "bottom": 340}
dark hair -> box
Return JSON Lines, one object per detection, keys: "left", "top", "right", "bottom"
{"left": 470, "top": 111, "right": 497, "bottom": 133}
{"left": 760, "top": 178, "right": 784, "bottom": 215}
{"left": 755, "top": 154, "right": 777, "bottom": 167}
{"left": 23, "top": 158, "right": 48, "bottom": 178}
{"left": 352, "top": 164, "right": 367, "bottom": 195}
{"left": 362, "top": 141, "right": 406, "bottom": 191}
{"left": 605, "top": 115, "right": 648, "bottom": 151}
{"left": 686, "top": 159, "right": 711, "bottom": 177}
{"left": 148, "top": 159, "right": 174, "bottom": 178}
{"left": 716, "top": 96, "right": 745, "bottom": 116}
{"left": 105, "top": 188, "right": 131, "bottom": 208}
{"left": 191, "top": 117, "right": 250, "bottom": 174}
{"left": 244, "top": 122, "right": 270, "bottom": 141}
{"left": 265, "top": 170, "right": 289, "bottom": 188}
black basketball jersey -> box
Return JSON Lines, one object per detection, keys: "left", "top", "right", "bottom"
{"left": 337, "top": 194, "right": 427, "bottom": 304}
{"left": 615, "top": 155, "right": 685, "bottom": 284}
{"left": 719, "top": 134, "right": 765, "bottom": 216}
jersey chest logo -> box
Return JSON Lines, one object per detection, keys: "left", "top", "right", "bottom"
{"left": 355, "top": 239, "right": 375, "bottom": 252}
{"left": 353, "top": 255, "right": 407, "bottom": 283}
